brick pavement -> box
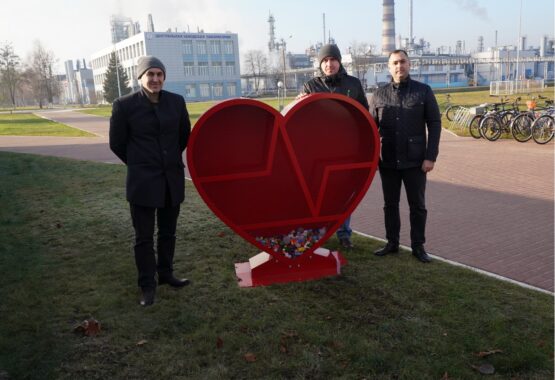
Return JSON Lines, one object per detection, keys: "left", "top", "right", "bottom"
{"left": 1, "top": 110, "right": 553, "bottom": 292}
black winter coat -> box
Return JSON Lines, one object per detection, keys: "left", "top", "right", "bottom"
{"left": 109, "top": 87, "right": 191, "bottom": 208}
{"left": 303, "top": 67, "right": 369, "bottom": 109}
{"left": 368, "top": 77, "right": 441, "bottom": 169}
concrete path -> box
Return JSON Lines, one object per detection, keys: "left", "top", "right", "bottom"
{"left": 1, "top": 109, "right": 553, "bottom": 292}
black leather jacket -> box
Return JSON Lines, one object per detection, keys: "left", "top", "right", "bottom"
{"left": 368, "top": 77, "right": 441, "bottom": 169}
{"left": 303, "top": 66, "right": 369, "bottom": 109}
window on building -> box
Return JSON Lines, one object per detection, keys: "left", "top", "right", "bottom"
{"left": 140, "top": 41, "right": 144, "bottom": 55}
{"left": 213, "top": 83, "right": 223, "bottom": 97}
{"left": 184, "top": 62, "right": 195, "bottom": 76}
{"left": 182, "top": 40, "right": 193, "bottom": 55}
{"left": 185, "top": 84, "right": 196, "bottom": 98}
{"left": 227, "top": 83, "right": 236, "bottom": 97}
{"left": 210, "top": 41, "right": 221, "bottom": 55}
{"left": 212, "top": 62, "right": 222, "bottom": 76}
{"left": 197, "top": 41, "right": 207, "bottom": 55}
{"left": 198, "top": 62, "right": 209, "bottom": 76}
{"left": 225, "top": 62, "right": 235, "bottom": 75}
{"left": 223, "top": 40, "right": 234, "bottom": 54}
{"left": 199, "top": 83, "right": 210, "bottom": 97}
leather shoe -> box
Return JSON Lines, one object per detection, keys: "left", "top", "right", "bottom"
{"left": 374, "top": 242, "right": 399, "bottom": 256}
{"left": 140, "top": 287, "right": 155, "bottom": 306}
{"left": 339, "top": 237, "right": 354, "bottom": 249}
{"left": 412, "top": 246, "right": 432, "bottom": 263}
{"left": 159, "top": 275, "right": 190, "bottom": 288}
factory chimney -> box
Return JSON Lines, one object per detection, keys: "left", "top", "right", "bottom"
{"left": 382, "top": 0, "right": 396, "bottom": 55}
{"left": 147, "top": 14, "right": 155, "bottom": 32}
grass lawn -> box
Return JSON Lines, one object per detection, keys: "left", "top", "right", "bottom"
{"left": 0, "top": 113, "right": 95, "bottom": 137}
{"left": 0, "top": 151, "right": 552, "bottom": 379}
{"left": 79, "top": 97, "right": 296, "bottom": 127}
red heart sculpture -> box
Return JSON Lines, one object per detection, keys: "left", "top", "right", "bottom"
{"left": 187, "top": 93, "right": 379, "bottom": 284}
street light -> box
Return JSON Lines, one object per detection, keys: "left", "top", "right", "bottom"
{"left": 277, "top": 81, "right": 284, "bottom": 111}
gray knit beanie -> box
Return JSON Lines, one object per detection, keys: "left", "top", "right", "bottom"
{"left": 318, "top": 44, "right": 342, "bottom": 65}
{"left": 137, "top": 56, "right": 166, "bottom": 79}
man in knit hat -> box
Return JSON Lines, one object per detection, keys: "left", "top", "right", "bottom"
{"left": 110, "top": 55, "right": 191, "bottom": 306}
{"left": 297, "top": 44, "right": 369, "bottom": 249}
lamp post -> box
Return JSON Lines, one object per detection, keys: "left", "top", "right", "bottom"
{"left": 277, "top": 80, "right": 284, "bottom": 111}
{"left": 113, "top": 45, "right": 122, "bottom": 98}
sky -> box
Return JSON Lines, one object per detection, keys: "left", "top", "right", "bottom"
{"left": 2, "top": 0, "right": 553, "bottom": 73}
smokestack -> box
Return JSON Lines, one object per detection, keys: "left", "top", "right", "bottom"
{"left": 147, "top": 14, "right": 155, "bottom": 32}
{"left": 409, "top": 0, "right": 413, "bottom": 47}
{"left": 382, "top": 0, "right": 396, "bottom": 55}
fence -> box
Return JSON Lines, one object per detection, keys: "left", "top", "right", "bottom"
{"left": 490, "top": 80, "right": 545, "bottom": 96}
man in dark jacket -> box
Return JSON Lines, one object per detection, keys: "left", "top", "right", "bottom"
{"left": 369, "top": 49, "right": 441, "bottom": 263}
{"left": 298, "top": 44, "right": 369, "bottom": 249}
{"left": 110, "top": 56, "right": 191, "bottom": 306}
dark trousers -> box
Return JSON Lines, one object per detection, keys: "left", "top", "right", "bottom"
{"left": 130, "top": 202, "right": 180, "bottom": 289}
{"left": 379, "top": 166, "right": 427, "bottom": 248}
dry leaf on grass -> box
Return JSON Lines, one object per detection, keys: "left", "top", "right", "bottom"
{"left": 216, "top": 337, "right": 224, "bottom": 349}
{"left": 244, "top": 352, "right": 257, "bottom": 362}
{"left": 475, "top": 349, "right": 503, "bottom": 358}
{"left": 136, "top": 340, "right": 148, "bottom": 346}
{"left": 73, "top": 318, "right": 101, "bottom": 336}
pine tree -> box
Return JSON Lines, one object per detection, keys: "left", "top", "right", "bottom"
{"left": 103, "top": 52, "right": 131, "bottom": 103}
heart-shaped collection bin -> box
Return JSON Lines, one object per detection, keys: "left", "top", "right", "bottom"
{"left": 187, "top": 93, "right": 379, "bottom": 286}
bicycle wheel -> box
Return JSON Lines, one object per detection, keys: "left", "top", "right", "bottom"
{"left": 480, "top": 116, "right": 502, "bottom": 141}
{"left": 445, "top": 105, "right": 461, "bottom": 121}
{"left": 468, "top": 115, "right": 482, "bottom": 139}
{"left": 511, "top": 113, "right": 534, "bottom": 142}
{"left": 532, "top": 115, "right": 554, "bottom": 144}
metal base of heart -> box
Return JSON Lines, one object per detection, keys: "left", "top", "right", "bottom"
{"left": 234, "top": 248, "right": 347, "bottom": 287}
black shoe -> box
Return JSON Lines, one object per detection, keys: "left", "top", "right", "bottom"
{"left": 140, "top": 287, "right": 155, "bottom": 306}
{"left": 374, "top": 242, "right": 399, "bottom": 256}
{"left": 339, "top": 237, "right": 354, "bottom": 249}
{"left": 159, "top": 275, "right": 191, "bottom": 288}
{"left": 412, "top": 246, "right": 432, "bottom": 263}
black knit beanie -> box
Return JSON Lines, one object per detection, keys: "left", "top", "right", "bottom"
{"left": 318, "top": 44, "right": 342, "bottom": 65}
{"left": 137, "top": 56, "right": 166, "bottom": 79}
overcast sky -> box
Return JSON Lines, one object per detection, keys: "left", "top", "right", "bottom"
{"left": 2, "top": 0, "right": 553, "bottom": 72}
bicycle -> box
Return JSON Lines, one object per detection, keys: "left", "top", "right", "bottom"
{"left": 443, "top": 94, "right": 463, "bottom": 122}
{"left": 511, "top": 97, "right": 554, "bottom": 143}
{"left": 531, "top": 101, "right": 554, "bottom": 144}
{"left": 478, "top": 97, "right": 521, "bottom": 141}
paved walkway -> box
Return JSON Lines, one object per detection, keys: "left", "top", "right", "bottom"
{"left": 1, "top": 109, "right": 553, "bottom": 292}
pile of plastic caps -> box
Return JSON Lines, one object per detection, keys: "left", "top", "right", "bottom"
{"left": 256, "top": 227, "right": 327, "bottom": 258}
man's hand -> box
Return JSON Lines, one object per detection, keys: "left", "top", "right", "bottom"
{"left": 421, "top": 159, "right": 435, "bottom": 173}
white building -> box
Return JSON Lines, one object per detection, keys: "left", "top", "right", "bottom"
{"left": 90, "top": 31, "right": 241, "bottom": 102}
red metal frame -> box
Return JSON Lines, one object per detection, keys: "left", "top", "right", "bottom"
{"left": 187, "top": 93, "right": 380, "bottom": 287}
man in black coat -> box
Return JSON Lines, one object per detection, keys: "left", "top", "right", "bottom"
{"left": 298, "top": 44, "right": 369, "bottom": 249}
{"left": 369, "top": 49, "right": 441, "bottom": 263}
{"left": 110, "top": 56, "right": 191, "bottom": 306}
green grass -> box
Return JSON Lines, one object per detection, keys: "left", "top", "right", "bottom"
{"left": 0, "top": 151, "right": 552, "bottom": 379}
{"left": 0, "top": 113, "right": 95, "bottom": 137}
{"left": 78, "top": 97, "right": 297, "bottom": 127}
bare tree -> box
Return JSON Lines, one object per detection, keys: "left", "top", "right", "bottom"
{"left": 0, "top": 42, "right": 21, "bottom": 109}
{"left": 29, "top": 41, "right": 59, "bottom": 108}
{"left": 243, "top": 50, "right": 268, "bottom": 94}
{"left": 349, "top": 41, "right": 376, "bottom": 89}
